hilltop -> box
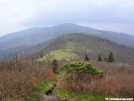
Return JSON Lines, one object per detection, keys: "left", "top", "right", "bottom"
{"left": 25, "top": 33, "right": 134, "bottom": 62}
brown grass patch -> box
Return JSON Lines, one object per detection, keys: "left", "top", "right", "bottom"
{"left": 0, "top": 59, "right": 56, "bottom": 100}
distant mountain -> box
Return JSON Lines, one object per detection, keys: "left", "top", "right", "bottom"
{"left": 25, "top": 33, "right": 134, "bottom": 62}
{"left": 81, "top": 30, "right": 134, "bottom": 48}
{"left": 0, "top": 45, "right": 31, "bottom": 60}
{"left": 0, "top": 27, "right": 40, "bottom": 43}
{"left": 0, "top": 23, "right": 93, "bottom": 60}
{"left": 0, "top": 23, "right": 134, "bottom": 60}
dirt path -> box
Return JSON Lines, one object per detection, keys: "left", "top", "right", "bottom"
{"left": 52, "top": 71, "right": 66, "bottom": 95}
{"left": 41, "top": 71, "right": 66, "bottom": 101}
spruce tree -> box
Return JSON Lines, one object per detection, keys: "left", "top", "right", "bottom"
{"left": 98, "top": 54, "right": 102, "bottom": 62}
{"left": 85, "top": 54, "right": 89, "bottom": 61}
{"left": 108, "top": 52, "right": 115, "bottom": 63}
{"left": 40, "top": 52, "right": 43, "bottom": 58}
{"left": 52, "top": 59, "right": 58, "bottom": 73}
{"left": 104, "top": 58, "right": 107, "bottom": 62}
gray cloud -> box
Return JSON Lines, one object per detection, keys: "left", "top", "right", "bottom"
{"left": 0, "top": 0, "right": 134, "bottom": 36}
{"left": 23, "top": 0, "right": 134, "bottom": 25}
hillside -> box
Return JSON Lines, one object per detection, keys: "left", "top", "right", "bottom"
{"left": 81, "top": 30, "right": 134, "bottom": 48}
{"left": 1, "top": 23, "right": 134, "bottom": 60}
{"left": 25, "top": 33, "right": 134, "bottom": 62}
{"left": 0, "top": 23, "right": 93, "bottom": 60}
{"left": 0, "top": 23, "right": 92, "bottom": 50}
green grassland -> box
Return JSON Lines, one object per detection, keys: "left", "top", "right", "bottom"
{"left": 57, "top": 89, "right": 106, "bottom": 101}
{"left": 38, "top": 41, "right": 79, "bottom": 61}
{"left": 78, "top": 30, "right": 103, "bottom": 35}
{"left": 38, "top": 49, "right": 79, "bottom": 61}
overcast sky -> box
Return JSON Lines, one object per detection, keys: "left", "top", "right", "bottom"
{"left": 0, "top": 0, "right": 134, "bottom": 36}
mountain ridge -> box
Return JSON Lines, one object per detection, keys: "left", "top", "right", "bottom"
{"left": 0, "top": 23, "right": 134, "bottom": 61}
{"left": 25, "top": 33, "right": 134, "bottom": 62}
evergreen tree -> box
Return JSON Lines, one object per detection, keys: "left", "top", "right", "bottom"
{"left": 98, "top": 54, "right": 102, "bottom": 62}
{"left": 52, "top": 59, "right": 58, "bottom": 73}
{"left": 40, "top": 52, "right": 43, "bottom": 58}
{"left": 85, "top": 54, "right": 89, "bottom": 61}
{"left": 108, "top": 52, "right": 115, "bottom": 63}
{"left": 104, "top": 58, "right": 107, "bottom": 62}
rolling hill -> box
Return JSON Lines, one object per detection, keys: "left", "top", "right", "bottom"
{"left": 0, "top": 23, "right": 93, "bottom": 60}
{"left": 0, "top": 23, "right": 93, "bottom": 50}
{"left": 81, "top": 30, "right": 134, "bottom": 48}
{"left": 24, "top": 33, "right": 134, "bottom": 62}
{"left": 0, "top": 23, "right": 134, "bottom": 60}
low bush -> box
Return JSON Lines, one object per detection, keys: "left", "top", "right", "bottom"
{"left": 61, "top": 62, "right": 103, "bottom": 77}
{"left": 62, "top": 61, "right": 134, "bottom": 97}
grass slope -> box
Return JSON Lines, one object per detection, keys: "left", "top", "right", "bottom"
{"left": 83, "top": 30, "right": 134, "bottom": 49}
{"left": 38, "top": 38, "right": 80, "bottom": 61}
{"left": 38, "top": 49, "right": 79, "bottom": 61}
{"left": 26, "top": 33, "right": 134, "bottom": 62}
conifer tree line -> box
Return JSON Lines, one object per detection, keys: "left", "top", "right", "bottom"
{"left": 85, "top": 52, "right": 115, "bottom": 63}
{"left": 98, "top": 52, "right": 115, "bottom": 63}
{"left": 85, "top": 52, "right": 115, "bottom": 62}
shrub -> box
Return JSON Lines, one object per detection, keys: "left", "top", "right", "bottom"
{"left": 61, "top": 62, "right": 103, "bottom": 77}
{"left": 61, "top": 61, "right": 134, "bottom": 97}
